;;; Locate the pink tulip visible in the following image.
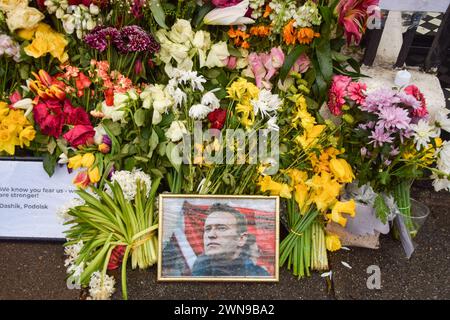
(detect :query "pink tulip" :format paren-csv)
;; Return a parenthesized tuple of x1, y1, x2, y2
(226, 56, 238, 69)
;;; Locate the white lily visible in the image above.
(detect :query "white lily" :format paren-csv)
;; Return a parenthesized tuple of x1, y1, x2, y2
(12, 98, 33, 117)
(203, 0, 255, 25)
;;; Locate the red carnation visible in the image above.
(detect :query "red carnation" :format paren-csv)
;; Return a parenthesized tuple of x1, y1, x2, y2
(63, 99, 91, 125)
(33, 100, 65, 138)
(63, 125, 95, 148)
(208, 108, 227, 130)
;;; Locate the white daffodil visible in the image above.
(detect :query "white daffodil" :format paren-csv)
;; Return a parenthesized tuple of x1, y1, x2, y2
(203, 0, 255, 25)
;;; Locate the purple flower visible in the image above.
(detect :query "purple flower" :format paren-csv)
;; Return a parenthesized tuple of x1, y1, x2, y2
(115, 26, 160, 54)
(362, 88, 400, 113)
(84, 26, 120, 52)
(131, 0, 145, 19)
(377, 106, 411, 131)
(389, 147, 400, 156)
(369, 126, 394, 147)
(397, 91, 421, 110)
(102, 135, 112, 146)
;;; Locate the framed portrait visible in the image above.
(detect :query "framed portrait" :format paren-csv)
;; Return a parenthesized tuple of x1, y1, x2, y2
(158, 195, 279, 282)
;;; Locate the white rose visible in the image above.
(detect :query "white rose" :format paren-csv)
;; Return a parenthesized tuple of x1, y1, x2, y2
(6, 6, 44, 32)
(165, 121, 188, 142)
(0, 0, 28, 13)
(62, 14, 75, 34)
(168, 19, 194, 44)
(192, 30, 211, 51)
(205, 41, 229, 69)
(168, 42, 190, 64)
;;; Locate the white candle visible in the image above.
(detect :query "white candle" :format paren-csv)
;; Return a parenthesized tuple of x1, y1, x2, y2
(395, 70, 411, 87)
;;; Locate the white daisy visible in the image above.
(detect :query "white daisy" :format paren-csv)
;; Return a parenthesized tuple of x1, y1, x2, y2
(251, 89, 282, 118)
(410, 119, 440, 150)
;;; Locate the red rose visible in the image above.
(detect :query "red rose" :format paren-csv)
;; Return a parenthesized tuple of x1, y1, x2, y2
(63, 125, 95, 147)
(33, 100, 65, 138)
(63, 99, 91, 125)
(208, 108, 227, 130)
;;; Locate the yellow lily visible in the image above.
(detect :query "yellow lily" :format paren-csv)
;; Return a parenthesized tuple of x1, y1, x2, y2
(327, 200, 356, 227)
(258, 176, 292, 199)
(326, 234, 342, 252)
(329, 158, 354, 183)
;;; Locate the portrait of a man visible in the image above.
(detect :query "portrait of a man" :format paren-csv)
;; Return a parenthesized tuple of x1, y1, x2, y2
(158, 195, 279, 281)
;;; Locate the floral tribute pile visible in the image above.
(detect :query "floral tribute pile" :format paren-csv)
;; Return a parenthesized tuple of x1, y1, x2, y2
(1, 0, 449, 299)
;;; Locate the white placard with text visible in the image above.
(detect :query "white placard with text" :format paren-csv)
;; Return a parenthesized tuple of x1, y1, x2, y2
(0, 160, 76, 239)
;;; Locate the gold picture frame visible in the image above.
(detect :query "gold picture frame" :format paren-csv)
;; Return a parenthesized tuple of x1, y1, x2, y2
(157, 194, 280, 282)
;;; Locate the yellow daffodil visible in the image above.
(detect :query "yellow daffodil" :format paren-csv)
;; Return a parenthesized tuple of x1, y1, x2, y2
(88, 167, 101, 184)
(18, 126, 35, 148)
(0, 129, 15, 155)
(327, 200, 356, 227)
(326, 234, 342, 252)
(236, 103, 255, 128)
(295, 124, 326, 149)
(68, 155, 83, 170)
(81, 153, 95, 168)
(329, 158, 354, 183)
(227, 78, 259, 104)
(258, 175, 292, 199)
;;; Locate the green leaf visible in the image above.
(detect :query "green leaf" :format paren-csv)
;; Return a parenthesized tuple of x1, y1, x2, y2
(374, 194, 389, 224)
(149, 129, 159, 153)
(280, 45, 308, 81)
(193, 3, 214, 27)
(47, 138, 57, 154)
(166, 142, 182, 172)
(43, 153, 56, 177)
(316, 41, 333, 82)
(134, 109, 146, 127)
(150, 0, 167, 29)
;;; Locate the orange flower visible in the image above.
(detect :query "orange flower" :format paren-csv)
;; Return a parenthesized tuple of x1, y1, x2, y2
(297, 28, 320, 45)
(241, 41, 250, 49)
(228, 26, 250, 47)
(263, 4, 272, 18)
(249, 25, 272, 37)
(283, 20, 297, 45)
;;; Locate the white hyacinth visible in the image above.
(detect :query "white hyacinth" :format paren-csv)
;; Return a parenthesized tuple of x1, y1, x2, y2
(87, 271, 116, 300)
(108, 169, 152, 201)
(57, 198, 85, 222)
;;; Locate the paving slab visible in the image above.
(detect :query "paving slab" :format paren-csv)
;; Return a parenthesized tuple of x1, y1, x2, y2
(330, 187, 450, 300)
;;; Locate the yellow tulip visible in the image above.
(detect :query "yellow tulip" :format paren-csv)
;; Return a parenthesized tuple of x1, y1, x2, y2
(328, 200, 356, 227)
(81, 153, 95, 168)
(68, 154, 83, 170)
(88, 167, 101, 184)
(329, 158, 354, 183)
(326, 234, 342, 252)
